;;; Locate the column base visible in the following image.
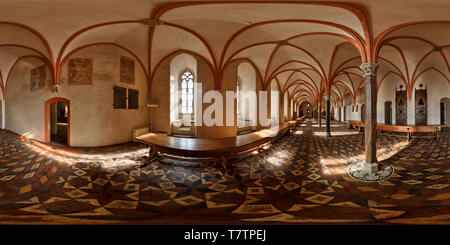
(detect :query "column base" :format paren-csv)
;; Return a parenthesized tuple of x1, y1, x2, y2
(348, 161, 394, 182)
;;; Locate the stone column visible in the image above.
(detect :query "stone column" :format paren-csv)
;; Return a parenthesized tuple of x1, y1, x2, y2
(325, 94, 331, 137)
(360, 62, 378, 171)
(318, 101, 322, 127)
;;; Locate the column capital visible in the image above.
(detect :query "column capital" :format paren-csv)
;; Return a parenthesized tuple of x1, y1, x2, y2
(324, 95, 330, 100)
(360, 62, 378, 77)
(52, 84, 60, 93)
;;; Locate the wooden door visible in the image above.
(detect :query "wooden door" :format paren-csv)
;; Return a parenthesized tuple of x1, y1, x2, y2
(415, 89, 427, 125)
(396, 90, 407, 125)
(385, 101, 392, 124)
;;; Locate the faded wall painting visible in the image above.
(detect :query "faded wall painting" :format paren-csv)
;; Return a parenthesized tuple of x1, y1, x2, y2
(30, 65, 46, 92)
(68, 58, 93, 84)
(120, 56, 135, 84)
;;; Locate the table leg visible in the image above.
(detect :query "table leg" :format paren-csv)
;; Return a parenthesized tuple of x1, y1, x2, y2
(220, 155, 228, 170)
(140, 146, 158, 168)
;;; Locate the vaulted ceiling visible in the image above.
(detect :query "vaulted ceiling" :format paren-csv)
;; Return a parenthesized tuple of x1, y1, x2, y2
(0, 0, 449, 108)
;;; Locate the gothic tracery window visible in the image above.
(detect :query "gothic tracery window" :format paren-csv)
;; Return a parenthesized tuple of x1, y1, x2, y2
(180, 70, 194, 114)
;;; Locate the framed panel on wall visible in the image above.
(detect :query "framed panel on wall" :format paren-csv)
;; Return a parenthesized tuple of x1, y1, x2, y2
(120, 56, 135, 85)
(30, 65, 46, 92)
(113, 86, 127, 109)
(68, 58, 93, 84)
(128, 89, 139, 109)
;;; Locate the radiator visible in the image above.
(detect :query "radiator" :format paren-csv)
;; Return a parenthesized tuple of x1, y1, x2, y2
(132, 127, 149, 141)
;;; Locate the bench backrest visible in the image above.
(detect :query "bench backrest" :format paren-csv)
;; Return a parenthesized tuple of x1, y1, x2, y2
(348, 121, 445, 133)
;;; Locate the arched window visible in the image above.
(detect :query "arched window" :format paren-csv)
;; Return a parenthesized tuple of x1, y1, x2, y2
(180, 70, 194, 114)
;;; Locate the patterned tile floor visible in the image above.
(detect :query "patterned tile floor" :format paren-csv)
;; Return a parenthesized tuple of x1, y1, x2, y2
(0, 120, 448, 224)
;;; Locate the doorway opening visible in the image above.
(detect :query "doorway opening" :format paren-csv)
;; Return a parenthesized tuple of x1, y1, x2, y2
(441, 97, 450, 127)
(45, 98, 70, 146)
(396, 90, 407, 125)
(415, 87, 427, 125)
(385, 101, 392, 124)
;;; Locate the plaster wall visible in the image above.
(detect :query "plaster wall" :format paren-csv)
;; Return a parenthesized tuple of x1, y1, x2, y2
(283, 92, 288, 121)
(334, 105, 340, 121)
(237, 62, 257, 127)
(5, 46, 149, 147)
(270, 80, 279, 126)
(151, 52, 239, 138)
(377, 71, 450, 125)
(336, 72, 450, 125)
(196, 55, 234, 138)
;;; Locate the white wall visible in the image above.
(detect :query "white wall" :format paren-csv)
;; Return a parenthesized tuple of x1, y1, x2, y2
(283, 92, 288, 121)
(237, 62, 257, 127)
(376, 78, 403, 124)
(334, 106, 340, 121)
(270, 80, 279, 125)
(377, 71, 450, 125)
(343, 104, 362, 121)
(290, 98, 293, 120)
(5, 46, 149, 147)
(421, 74, 450, 124)
(337, 73, 450, 125)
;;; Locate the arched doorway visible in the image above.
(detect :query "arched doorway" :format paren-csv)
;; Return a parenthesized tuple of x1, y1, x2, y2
(45, 97, 70, 146)
(415, 86, 427, 125)
(396, 89, 407, 125)
(385, 101, 392, 124)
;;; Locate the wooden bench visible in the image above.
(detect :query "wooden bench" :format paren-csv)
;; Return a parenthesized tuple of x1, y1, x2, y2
(288, 116, 306, 132)
(136, 123, 291, 170)
(348, 120, 365, 132)
(347, 120, 447, 141)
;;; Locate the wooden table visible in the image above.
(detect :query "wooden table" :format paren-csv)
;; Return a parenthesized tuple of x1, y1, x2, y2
(136, 124, 291, 170)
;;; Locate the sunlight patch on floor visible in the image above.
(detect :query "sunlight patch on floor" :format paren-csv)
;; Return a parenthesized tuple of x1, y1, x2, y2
(22, 141, 147, 168)
(314, 131, 360, 137)
(266, 149, 295, 167)
(319, 140, 410, 176)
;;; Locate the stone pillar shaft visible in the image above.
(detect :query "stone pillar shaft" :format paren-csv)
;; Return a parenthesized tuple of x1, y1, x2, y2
(325, 94, 331, 137)
(318, 101, 322, 127)
(360, 62, 378, 167)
